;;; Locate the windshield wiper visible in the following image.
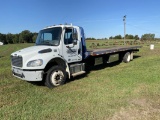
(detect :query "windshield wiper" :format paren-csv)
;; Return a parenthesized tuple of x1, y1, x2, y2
(36, 43, 54, 46)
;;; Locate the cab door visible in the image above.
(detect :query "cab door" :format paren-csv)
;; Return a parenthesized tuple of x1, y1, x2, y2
(62, 27, 82, 63)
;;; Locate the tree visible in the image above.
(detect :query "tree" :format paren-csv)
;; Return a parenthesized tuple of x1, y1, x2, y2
(134, 35, 139, 40)
(114, 35, 122, 39)
(0, 33, 7, 44)
(109, 36, 113, 39)
(86, 37, 96, 40)
(141, 33, 155, 40)
(32, 33, 38, 43)
(125, 34, 134, 39)
(12, 34, 19, 43)
(19, 30, 32, 43)
(6, 33, 13, 44)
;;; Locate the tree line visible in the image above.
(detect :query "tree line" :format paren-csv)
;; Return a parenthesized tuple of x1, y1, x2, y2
(109, 34, 156, 40)
(86, 33, 156, 40)
(0, 30, 38, 44)
(109, 34, 140, 40)
(0, 31, 157, 44)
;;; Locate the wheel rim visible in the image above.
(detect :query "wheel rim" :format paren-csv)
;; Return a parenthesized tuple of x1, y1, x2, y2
(50, 70, 64, 86)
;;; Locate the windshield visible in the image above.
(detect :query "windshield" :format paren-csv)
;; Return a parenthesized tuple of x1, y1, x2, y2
(36, 27, 62, 46)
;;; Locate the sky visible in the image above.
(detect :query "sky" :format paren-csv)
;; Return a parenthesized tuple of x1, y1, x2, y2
(0, 0, 160, 38)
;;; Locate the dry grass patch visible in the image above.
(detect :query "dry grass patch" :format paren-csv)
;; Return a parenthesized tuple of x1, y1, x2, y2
(111, 97, 160, 120)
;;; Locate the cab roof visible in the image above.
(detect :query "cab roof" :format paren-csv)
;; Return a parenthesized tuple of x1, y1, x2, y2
(43, 24, 78, 30)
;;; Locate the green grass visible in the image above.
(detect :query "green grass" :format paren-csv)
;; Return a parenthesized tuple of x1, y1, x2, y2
(0, 42, 160, 120)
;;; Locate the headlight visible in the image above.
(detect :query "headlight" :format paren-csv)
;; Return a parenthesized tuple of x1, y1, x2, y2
(27, 59, 43, 67)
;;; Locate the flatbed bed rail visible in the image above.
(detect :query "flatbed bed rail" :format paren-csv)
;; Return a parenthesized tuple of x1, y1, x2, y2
(87, 46, 142, 56)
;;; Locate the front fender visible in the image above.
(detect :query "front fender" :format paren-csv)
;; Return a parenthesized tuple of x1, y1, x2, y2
(44, 57, 71, 79)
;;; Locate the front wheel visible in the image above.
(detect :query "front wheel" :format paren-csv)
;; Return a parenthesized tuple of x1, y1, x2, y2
(45, 66, 67, 88)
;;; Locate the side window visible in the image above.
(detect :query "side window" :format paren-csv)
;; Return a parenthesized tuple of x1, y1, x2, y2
(64, 28, 73, 44)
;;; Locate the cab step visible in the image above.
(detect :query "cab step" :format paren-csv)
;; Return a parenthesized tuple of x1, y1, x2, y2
(72, 71, 86, 77)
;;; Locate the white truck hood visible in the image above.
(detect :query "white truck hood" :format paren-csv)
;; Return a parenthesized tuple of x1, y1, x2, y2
(11, 45, 60, 69)
(12, 45, 54, 56)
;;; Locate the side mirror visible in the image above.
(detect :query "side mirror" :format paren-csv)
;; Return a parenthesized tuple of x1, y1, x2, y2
(72, 28, 78, 45)
(72, 28, 78, 40)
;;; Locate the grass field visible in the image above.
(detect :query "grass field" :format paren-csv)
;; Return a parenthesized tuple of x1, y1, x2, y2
(0, 41, 160, 120)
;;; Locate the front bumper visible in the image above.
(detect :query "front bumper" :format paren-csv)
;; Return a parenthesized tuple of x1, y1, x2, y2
(12, 67, 44, 81)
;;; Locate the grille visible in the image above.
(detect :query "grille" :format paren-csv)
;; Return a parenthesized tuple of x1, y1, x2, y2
(11, 55, 23, 67)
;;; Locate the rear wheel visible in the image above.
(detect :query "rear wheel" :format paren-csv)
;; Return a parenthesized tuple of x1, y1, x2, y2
(123, 52, 131, 63)
(45, 66, 66, 88)
(130, 52, 133, 61)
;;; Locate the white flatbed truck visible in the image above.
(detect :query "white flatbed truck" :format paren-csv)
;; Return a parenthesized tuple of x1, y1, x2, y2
(11, 24, 141, 88)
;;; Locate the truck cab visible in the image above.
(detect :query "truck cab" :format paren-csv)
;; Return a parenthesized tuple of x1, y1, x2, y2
(11, 24, 86, 88)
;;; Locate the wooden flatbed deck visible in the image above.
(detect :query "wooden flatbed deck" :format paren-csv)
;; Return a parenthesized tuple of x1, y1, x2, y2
(87, 46, 142, 56)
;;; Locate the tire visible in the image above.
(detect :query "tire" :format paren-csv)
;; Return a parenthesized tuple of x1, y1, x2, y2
(45, 66, 66, 88)
(123, 52, 131, 63)
(130, 52, 133, 61)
